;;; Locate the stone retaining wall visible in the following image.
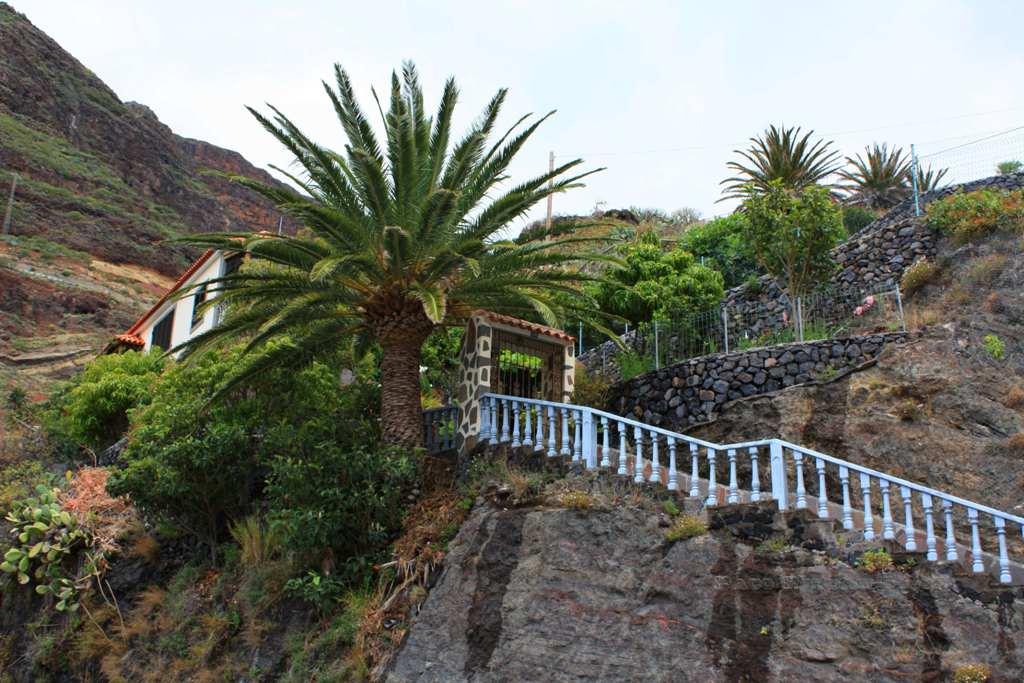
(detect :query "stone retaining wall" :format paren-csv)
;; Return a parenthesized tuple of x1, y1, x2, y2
(612, 332, 910, 431)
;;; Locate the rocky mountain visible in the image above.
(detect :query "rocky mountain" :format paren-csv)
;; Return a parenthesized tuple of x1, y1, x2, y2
(0, 2, 292, 398)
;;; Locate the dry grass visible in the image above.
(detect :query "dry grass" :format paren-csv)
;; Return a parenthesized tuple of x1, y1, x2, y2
(893, 399, 922, 422)
(129, 534, 160, 564)
(60, 467, 135, 556)
(665, 515, 707, 542)
(953, 663, 991, 683)
(559, 490, 593, 510)
(1005, 385, 1024, 410)
(229, 514, 281, 567)
(905, 304, 941, 330)
(1008, 433, 1024, 457)
(900, 258, 940, 295)
(967, 254, 1008, 286)
(982, 292, 1005, 314)
(944, 285, 971, 307)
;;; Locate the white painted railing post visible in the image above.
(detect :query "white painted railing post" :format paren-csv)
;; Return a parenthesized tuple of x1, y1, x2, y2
(667, 437, 678, 491)
(769, 439, 788, 510)
(534, 406, 544, 452)
(968, 508, 984, 573)
(942, 500, 958, 561)
(749, 447, 761, 502)
(546, 406, 557, 457)
(559, 408, 571, 456)
(490, 397, 499, 445)
(633, 425, 644, 484)
(815, 457, 828, 518)
(617, 421, 628, 476)
(689, 444, 700, 498)
(839, 466, 853, 529)
(922, 493, 937, 561)
(860, 473, 875, 541)
(995, 517, 1011, 584)
(880, 479, 895, 540)
(600, 416, 611, 468)
(649, 432, 661, 483)
(523, 404, 533, 447)
(900, 486, 916, 551)
(792, 449, 807, 510)
(727, 449, 739, 504)
(480, 399, 490, 441)
(511, 401, 522, 447)
(705, 448, 718, 506)
(582, 409, 594, 469)
(500, 400, 510, 443)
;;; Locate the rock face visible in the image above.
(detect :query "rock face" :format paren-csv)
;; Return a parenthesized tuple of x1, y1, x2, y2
(0, 2, 292, 276)
(387, 495, 1024, 682)
(611, 333, 909, 430)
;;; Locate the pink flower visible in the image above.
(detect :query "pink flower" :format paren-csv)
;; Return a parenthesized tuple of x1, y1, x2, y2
(854, 306, 864, 316)
(864, 295, 876, 307)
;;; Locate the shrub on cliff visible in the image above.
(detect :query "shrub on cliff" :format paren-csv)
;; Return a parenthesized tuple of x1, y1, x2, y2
(45, 350, 165, 455)
(926, 188, 1024, 243)
(590, 231, 725, 325)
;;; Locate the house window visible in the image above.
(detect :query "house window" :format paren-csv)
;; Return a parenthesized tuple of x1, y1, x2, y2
(223, 253, 243, 276)
(191, 283, 208, 329)
(151, 309, 175, 351)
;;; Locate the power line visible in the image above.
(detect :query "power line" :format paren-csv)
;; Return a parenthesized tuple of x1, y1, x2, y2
(919, 125, 1024, 159)
(554, 106, 1024, 159)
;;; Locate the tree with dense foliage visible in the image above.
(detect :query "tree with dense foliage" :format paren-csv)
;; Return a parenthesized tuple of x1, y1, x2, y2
(838, 144, 912, 209)
(742, 180, 844, 296)
(675, 214, 759, 288)
(590, 231, 724, 326)
(720, 125, 842, 200)
(46, 350, 164, 454)
(175, 62, 608, 447)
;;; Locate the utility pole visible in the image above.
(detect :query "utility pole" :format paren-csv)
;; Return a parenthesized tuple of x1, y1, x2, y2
(277, 215, 284, 236)
(545, 151, 554, 230)
(2, 173, 17, 236)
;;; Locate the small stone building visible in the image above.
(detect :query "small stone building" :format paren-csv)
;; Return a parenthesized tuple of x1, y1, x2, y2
(455, 311, 576, 452)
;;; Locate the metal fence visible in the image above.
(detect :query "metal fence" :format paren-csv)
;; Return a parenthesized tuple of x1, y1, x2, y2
(591, 282, 904, 373)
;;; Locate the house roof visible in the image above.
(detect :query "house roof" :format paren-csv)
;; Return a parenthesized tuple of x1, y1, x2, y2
(123, 248, 216, 336)
(474, 310, 576, 344)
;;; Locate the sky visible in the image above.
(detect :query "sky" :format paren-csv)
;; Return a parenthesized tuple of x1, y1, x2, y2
(15, 0, 1024, 230)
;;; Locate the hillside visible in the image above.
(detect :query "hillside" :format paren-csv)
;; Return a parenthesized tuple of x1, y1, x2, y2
(0, 2, 290, 399)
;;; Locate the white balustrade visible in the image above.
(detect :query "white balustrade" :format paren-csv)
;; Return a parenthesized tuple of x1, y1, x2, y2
(461, 393, 1024, 584)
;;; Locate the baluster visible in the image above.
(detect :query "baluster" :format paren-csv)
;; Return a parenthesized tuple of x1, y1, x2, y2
(815, 457, 828, 518)
(922, 493, 937, 561)
(705, 448, 718, 506)
(667, 437, 678, 491)
(511, 401, 522, 447)
(727, 449, 739, 504)
(565, 409, 573, 456)
(839, 466, 853, 530)
(649, 432, 661, 484)
(546, 406, 557, 457)
(689, 443, 700, 498)
(968, 508, 984, 574)
(879, 479, 895, 540)
(500, 400, 510, 443)
(600, 417, 611, 468)
(942, 500, 958, 561)
(523, 403, 533, 447)
(900, 486, 916, 552)
(792, 450, 807, 510)
(490, 397, 499, 445)
(617, 421, 628, 476)
(534, 405, 544, 452)
(573, 411, 582, 462)
(633, 425, 644, 484)
(994, 517, 1011, 584)
(860, 473, 875, 541)
(480, 400, 490, 441)
(749, 447, 761, 502)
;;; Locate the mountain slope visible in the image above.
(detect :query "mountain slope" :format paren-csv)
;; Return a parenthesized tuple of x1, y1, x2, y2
(0, 2, 292, 399)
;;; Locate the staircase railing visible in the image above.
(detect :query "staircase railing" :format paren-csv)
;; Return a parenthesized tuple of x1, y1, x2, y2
(422, 405, 457, 454)
(477, 392, 1024, 584)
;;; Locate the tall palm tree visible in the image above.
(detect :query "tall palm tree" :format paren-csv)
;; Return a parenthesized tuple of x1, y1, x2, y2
(720, 124, 842, 200)
(839, 143, 912, 209)
(175, 63, 607, 447)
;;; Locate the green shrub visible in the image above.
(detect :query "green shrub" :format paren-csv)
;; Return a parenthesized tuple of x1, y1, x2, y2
(675, 213, 760, 288)
(573, 362, 611, 409)
(997, 160, 1022, 175)
(926, 188, 1024, 244)
(983, 334, 1005, 360)
(842, 205, 877, 235)
(665, 515, 707, 542)
(953, 663, 991, 683)
(899, 258, 939, 295)
(46, 350, 165, 453)
(284, 570, 347, 616)
(857, 547, 894, 573)
(616, 349, 654, 380)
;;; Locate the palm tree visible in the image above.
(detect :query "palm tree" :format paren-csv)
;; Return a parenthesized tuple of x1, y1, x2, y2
(839, 144, 912, 209)
(720, 124, 842, 200)
(914, 164, 948, 192)
(175, 63, 607, 447)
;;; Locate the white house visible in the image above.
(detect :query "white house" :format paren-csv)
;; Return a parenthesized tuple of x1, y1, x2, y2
(108, 249, 242, 355)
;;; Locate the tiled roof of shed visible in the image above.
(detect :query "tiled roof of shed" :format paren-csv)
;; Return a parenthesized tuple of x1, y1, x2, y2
(475, 310, 575, 344)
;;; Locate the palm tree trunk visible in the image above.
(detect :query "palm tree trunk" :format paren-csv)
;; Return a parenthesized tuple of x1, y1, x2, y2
(379, 334, 427, 448)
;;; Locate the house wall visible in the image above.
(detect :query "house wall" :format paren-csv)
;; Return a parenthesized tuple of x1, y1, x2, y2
(138, 252, 225, 355)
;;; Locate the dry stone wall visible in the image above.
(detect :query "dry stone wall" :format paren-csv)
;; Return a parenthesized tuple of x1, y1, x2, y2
(613, 332, 910, 431)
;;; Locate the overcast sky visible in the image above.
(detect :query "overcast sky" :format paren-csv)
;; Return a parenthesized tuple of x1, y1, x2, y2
(16, 0, 1024, 229)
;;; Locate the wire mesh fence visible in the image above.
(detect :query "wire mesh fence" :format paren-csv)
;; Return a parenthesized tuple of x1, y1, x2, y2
(916, 126, 1024, 188)
(591, 282, 904, 374)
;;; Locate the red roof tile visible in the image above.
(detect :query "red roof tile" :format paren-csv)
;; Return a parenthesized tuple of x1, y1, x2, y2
(115, 334, 145, 347)
(475, 310, 575, 344)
